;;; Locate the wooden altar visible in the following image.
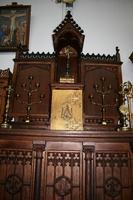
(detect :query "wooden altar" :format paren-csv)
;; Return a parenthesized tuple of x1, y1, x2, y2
(0, 11, 133, 200)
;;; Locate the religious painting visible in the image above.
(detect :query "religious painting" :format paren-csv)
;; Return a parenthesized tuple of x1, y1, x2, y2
(50, 89, 83, 130)
(0, 3, 31, 51)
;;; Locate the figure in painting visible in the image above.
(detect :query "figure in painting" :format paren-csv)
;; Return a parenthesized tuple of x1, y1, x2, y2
(0, 9, 26, 46)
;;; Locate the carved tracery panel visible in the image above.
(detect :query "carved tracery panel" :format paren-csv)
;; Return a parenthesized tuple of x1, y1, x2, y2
(0, 149, 33, 200)
(96, 151, 132, 200)
(45, 151, 82, 200)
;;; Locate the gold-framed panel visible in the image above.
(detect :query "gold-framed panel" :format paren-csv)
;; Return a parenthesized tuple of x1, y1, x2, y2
(50, 89, 83, 130)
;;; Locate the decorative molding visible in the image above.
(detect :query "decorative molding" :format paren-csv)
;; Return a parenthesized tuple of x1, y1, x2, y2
(47, 152, 80, 166)
(83, 145, 95, 160)
(15, 46, 122, 64)
(0, 149, 32, 165)
(96, 152, 129, 167)
(33, 142, 46, 153)
(81, 47, 122, 64)
(85, 117, 114, 124)
(15, 50, 55, 60)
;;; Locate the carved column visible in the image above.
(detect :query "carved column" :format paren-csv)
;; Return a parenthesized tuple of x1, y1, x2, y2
(33, 142, 46, 200)
(83, 145, 95, 200)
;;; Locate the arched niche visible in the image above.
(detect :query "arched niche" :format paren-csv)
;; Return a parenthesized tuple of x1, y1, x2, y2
(52, 11, 85, 83)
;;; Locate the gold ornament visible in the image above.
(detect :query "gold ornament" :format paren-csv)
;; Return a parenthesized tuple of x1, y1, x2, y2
(119, 104, 129, 115)
(119, 81, 133, 130)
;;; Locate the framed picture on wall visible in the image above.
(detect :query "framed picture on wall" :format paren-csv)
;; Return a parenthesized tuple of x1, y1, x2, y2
(0, 2, 31, 51)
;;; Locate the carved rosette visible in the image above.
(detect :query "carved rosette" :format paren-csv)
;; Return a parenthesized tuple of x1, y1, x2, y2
(5, 174, 23, 195)
(104, 177, 121, 198)
(54, 176, 71, 197)
(0, 150, 33, 197)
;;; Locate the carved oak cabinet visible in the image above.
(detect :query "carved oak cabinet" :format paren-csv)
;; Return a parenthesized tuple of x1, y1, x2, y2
(0, 129, 133, 200)
(0, 11, 133, 200)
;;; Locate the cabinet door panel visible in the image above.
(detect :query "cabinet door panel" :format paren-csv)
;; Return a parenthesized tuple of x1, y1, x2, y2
(95, 150, 132, 200)
(0, 149, 34, 200)
(44, 151, 82, 200)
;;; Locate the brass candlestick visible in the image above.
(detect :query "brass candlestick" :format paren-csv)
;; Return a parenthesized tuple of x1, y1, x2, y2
(1, 85, 13, 128)
(89, 77, 117, 125)
(16, 75, 45, 123)
(119, 81, 133, 130)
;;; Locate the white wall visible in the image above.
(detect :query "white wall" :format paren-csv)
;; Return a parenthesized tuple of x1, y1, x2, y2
(0, 0, 133, 82)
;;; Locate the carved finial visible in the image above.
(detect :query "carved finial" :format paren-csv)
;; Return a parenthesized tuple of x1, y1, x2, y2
(12, 2, 18, 5)
(116, 46, 121, 62)
(66, 10, 72, 19)
(116, 46, 119, 53)
(16, 43, 24, 58)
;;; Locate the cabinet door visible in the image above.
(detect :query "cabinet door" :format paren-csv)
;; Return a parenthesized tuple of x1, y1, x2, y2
(42, 142, 83, 200)
(95, 143, 133, 200)
(0, 145, 34, 200)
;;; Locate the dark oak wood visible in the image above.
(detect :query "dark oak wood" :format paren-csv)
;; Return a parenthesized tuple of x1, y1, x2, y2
(33, 142, 46, 200)
(81, 47, 123, 131)
(10, 53, 55, 128)
(0, 11, 133, 200)
(0, 129, 133, 200)
(83, 145, 95, 200)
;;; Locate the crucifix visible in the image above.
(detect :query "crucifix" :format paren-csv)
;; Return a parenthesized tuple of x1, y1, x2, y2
(59, 45, 75, 83)
(64, 46, 73, 77)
